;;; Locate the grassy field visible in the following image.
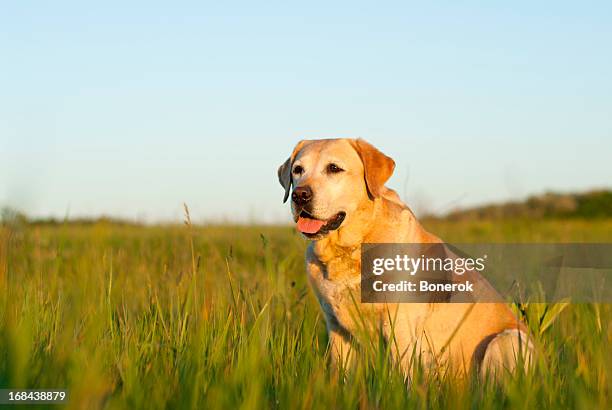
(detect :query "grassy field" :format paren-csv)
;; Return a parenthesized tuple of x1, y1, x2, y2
(0, 218, 610, 409)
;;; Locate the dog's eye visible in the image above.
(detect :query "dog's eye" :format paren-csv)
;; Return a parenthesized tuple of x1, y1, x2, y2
(327, 163, 344, 173)
(293, 165, 304, 175)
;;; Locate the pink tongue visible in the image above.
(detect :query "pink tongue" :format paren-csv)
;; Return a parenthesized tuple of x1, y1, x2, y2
(297, 217, 326, 234)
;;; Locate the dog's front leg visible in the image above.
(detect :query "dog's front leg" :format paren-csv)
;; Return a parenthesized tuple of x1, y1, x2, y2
(328, 326, 353, 370)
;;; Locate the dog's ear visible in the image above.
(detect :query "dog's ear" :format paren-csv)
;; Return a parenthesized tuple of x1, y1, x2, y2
(351, 138, 395, 199)
(277, 140, 309, 203)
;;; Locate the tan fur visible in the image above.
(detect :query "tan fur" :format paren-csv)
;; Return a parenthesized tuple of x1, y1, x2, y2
(278, 138, 532, 378)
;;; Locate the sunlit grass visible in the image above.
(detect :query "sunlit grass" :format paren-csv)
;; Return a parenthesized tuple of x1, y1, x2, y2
(0, 219, 610, 409)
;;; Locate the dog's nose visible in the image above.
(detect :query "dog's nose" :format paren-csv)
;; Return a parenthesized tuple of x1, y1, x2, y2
(292, 186, 312, 206)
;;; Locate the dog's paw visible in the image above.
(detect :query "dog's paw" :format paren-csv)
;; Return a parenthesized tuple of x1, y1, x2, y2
(480, 329, 534, 380)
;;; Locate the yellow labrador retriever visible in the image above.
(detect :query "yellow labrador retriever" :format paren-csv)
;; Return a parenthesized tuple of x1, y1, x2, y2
(278, 138, 532, 378)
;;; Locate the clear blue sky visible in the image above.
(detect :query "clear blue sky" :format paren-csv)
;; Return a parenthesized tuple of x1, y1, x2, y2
(1, 1, 611, 223)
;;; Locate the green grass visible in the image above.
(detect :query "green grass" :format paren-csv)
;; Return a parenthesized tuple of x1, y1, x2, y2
(0, 218, 610, 409)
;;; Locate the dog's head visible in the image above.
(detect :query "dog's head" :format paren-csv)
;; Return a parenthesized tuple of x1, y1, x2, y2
(277, 138, 395, 239)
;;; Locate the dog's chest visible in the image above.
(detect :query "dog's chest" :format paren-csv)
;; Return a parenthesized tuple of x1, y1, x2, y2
(306, 245, 365, 329)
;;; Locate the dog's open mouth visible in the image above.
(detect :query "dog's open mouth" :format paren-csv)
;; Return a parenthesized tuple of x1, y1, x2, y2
(296, 210, 346, 237)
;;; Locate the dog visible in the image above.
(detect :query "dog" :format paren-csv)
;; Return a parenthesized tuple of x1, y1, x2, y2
(278, 138, 533, 378)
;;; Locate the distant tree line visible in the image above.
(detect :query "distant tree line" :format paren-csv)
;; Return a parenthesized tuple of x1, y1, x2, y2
(443, 189, 612, 221)
(3, 189, 611, 226)
(0, 207, 138, 227)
